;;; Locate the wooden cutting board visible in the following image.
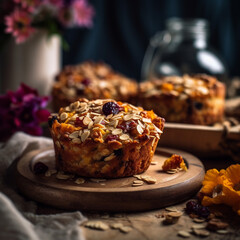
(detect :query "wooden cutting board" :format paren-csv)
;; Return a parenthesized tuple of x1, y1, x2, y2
(15, 147, 204, 212)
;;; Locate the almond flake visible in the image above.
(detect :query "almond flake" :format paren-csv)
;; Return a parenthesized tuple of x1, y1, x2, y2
(90, 178, 107, 183)
(142, 118, 151, 123)
(119, 226, 132, 233)
(65, 106, 70, 112)
(119, 134, 130, 140)
(56, 172, 74, 180)
(138, 120, 145, 128)
(141, 175, 157, 184)
(81, 130, 90, 142)
(151, 161, 158, 165)
(106, 114, 113, 119)
(112, 129, 123, 135)
(104, 153, 115, 161)
(132, 183, 143, 187)
(109, 120, 119, 128)
(110, 223, 124, 229)
(155, 126, 163, 133)
(133, 175, 142, 180)
(178, 230, 191, 238)
(88, 121, 94, 129)
(165, 207, 178, 212)
(75, 178, 85, 184)
(60, 112, 68, 121)
(94, 116, 104, 124)
(84, 221, 109, 231)
(123, 114, 133, 121)
(45, 169, 57, 177)
(83, 116, 91, 125)
(71, 101, 80, 109)
(151, 137, 156, 147)
(69, 131, 79, 139)
(133, 180, 144, 184)
(137, 125, 144, 134)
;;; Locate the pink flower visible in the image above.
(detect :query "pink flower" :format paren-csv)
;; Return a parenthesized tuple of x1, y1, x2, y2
(72, 0, 95, 28)
(5, 8, 35, 44)
(14, 0, 41, 12)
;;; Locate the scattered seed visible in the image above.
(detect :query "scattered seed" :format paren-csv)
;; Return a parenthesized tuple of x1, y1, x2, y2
(167, 211, 183, 218)
(193, 218, 206, 223)
(45, 169, 57, 177)
(137, 125, 144, 134)
(84, 221, 109, 231)
(69, 131, 79, 139)
(72, 101, 80, 109)
(133, 175, 142, 180)
(83, 116, 91, 125)
(90, 178, 107, 183)
(72, 138, 81, 144)
(151, 161, 158, 165)
(178, 230, 191, 238)
(133, 180, 144, 184)
(217, 229, 229, 234)
(111, 223, 124, 229)
(119, 226, 132, 233)
(56, 172, 74, 180)
(192, 224, 206, 229)
(75, 178, 85, 184)
(193, 229, 210, 237)
(123, 114, 133, 121)
(166, 169, 178, 174)
(142, 118, 151, 123)
(165, 207, 178, 212)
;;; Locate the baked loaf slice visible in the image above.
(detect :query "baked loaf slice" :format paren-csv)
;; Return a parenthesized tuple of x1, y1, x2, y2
(139, 74, 225, 125)
(51, 61, 138, 111)
(49, 99, 165, 178)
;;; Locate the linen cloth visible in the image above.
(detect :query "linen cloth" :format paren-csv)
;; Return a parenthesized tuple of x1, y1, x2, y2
(0, 132, 86, 240)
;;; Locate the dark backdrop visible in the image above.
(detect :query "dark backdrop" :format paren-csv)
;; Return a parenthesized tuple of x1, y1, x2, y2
(62, 0, 240, 81)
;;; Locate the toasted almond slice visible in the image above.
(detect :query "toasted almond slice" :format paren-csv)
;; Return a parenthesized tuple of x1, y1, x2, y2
(216, 229, 229, 234)
(142, 118, 151, 123)
(110, 223, 124, 229)
(88, 120, 94, 129)
(138, 120, 145, 128)
(85, 221, 109, 231)
(112, 128, 123, 135)
(56, 172, 74, 180)
(45, 169, 57, 177)
(83, 116, 91, 125)
(165, 207, 178, 212)
(133, 180, 144, 184)
(193, 218, 206, 223)
(155, 126, 163, 133)
(167, 211, 183, 217)
(119, 226, 132, 233)
(72, 101, 80, 109)
(133, 175, 142, 180)
(75, 178, 85, 184)
(106, 114, 113, 119)
(132, 183, 143, 187)
(178, 230, 191, 238)
(90, 178, 107, 182)
(193, 229, 210, 237)
(123, 114, 133, 121)
(94, 116, 104, 124)
(120, 134, 130, 140)
(141, 175, 157, 184)
(69, 131, 79, 139)
(65, 106, 71, 112)
(192, 224, 206, 229)
(60, 112, 68, 121)
(137, 125, 144, 134)
(151, 161, 158, 165)
(81, 130, 90, 142)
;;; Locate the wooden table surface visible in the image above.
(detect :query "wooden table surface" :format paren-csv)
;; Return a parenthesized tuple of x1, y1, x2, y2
(34, 156, 240, 240)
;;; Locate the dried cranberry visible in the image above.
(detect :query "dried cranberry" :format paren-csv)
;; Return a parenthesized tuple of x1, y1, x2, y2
(118, 121, 137, 132)
(198, 206, 210, 218)
(33, 162, 48, 174)
(186, 200, 210, 218)
(105, 134, 118, 142)
(186, 200, 200, 214)
(82, 78, 91, 86)
(102, 102, 120, 116)
(75, 117, 84, 127)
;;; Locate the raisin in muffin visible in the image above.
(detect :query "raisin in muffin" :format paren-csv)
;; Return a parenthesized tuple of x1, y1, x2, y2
(51, 61, 138, 111)
(48, 99, 165, 178)
(139, 74, 225, 125)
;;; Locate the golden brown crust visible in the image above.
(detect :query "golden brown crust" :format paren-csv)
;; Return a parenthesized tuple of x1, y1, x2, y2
(51, 61, 138, 111)
(139, 74, 225, 125)
(49, 99, 165, 178)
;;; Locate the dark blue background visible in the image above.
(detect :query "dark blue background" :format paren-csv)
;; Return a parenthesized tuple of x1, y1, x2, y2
(62, 0, 240, 81)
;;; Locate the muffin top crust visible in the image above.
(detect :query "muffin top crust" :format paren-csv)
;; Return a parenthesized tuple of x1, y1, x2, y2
(140, 74, 225, 99)
(49, 99, 164, 147)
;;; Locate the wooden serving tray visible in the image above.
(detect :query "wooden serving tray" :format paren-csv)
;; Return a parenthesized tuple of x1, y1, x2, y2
(16, 147, 204, 212)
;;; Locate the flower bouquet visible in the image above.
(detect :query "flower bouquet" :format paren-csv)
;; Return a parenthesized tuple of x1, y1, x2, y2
(0, 0, 95, 47)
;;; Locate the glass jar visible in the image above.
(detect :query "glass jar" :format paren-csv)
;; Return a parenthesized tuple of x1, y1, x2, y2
(141, 18, 228, 83)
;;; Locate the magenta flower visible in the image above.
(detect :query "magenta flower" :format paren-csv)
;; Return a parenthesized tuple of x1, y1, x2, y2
(0, 83, 50, 141)
(5, 8, 35, 43)
(14, 0, 41, 12)
(72, 0, 95, 28)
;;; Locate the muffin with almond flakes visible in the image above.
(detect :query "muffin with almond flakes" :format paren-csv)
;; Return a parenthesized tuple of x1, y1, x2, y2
(51, 61, 138, 111)
(139, 74, 225, 125)
(48, 98, 165, 178)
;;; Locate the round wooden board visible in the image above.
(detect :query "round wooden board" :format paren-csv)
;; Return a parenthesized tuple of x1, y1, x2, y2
(15, 147, 205, 212)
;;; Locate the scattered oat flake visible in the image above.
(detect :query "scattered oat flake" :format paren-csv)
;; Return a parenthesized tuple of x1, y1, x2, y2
(56, 172, 74, 180)
(119, 226, 132, 233)
(75, 178, 85, 184)
(193, 229, 210, 237)
(193, 218, 206, 223)
(192, 224, 206, 229)
(151, 161, 158, 165)
(178, 230, 191, 238)
(120, 134, 130, 140)
(165, 207, 178, 212)
(217, 229, 229, 234)
(133, 180, 144, 184)
(90, 178, 107, 183)
(45, 169, 57, 177)
(84, 221, 109, 231)
(110, 223, 124, 229)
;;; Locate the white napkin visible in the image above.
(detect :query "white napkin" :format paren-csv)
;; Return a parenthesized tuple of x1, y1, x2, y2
(0, 132, 86, 240)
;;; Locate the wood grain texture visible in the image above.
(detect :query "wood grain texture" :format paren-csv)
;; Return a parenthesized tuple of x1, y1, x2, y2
(15, 147, 204, 212)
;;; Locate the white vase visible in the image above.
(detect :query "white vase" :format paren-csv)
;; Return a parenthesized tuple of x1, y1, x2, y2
(0, 31, 61, 96)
